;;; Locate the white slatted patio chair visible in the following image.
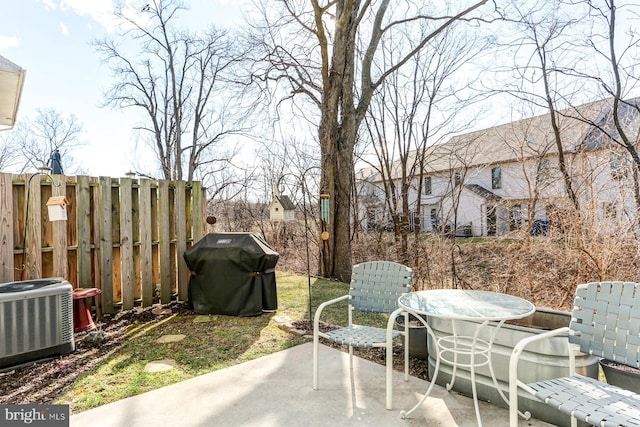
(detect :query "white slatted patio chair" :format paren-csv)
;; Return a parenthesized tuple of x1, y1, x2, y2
(509, 281, 640, 427)
(312, 261, 413, 410)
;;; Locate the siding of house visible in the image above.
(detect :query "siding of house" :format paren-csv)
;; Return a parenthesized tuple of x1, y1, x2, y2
(356, 98, 640, 237)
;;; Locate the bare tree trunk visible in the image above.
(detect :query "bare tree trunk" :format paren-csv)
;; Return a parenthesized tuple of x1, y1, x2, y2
(253, 0, 490, 280)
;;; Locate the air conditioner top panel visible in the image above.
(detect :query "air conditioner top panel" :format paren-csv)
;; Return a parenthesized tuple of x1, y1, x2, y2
(0, 278, 71, 299)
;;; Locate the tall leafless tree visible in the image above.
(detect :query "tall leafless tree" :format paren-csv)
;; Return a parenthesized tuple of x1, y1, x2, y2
(496, 2, 585, 211)
(249, 0, 491, 281)
(94, 0, 249, 182)
(562, 0, 640, 218)
(362, 25, 489, 262)
(0, 108, 84, 173)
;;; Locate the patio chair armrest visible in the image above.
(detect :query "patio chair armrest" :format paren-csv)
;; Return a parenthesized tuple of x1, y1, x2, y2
(386, 308, 406, 339)
(313, 294, 351, 332)
(508, 326, 571, 425)
(512, 326, 571, 355)
(510, 326, 572, 379)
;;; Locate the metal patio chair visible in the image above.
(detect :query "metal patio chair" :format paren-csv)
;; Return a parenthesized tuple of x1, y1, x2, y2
(312, 260, 413, 410)
(509, 281, 640, 427)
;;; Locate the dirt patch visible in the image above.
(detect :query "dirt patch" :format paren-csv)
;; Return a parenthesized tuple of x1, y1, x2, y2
(0, 302, 423, 407)
(0, 301, 194, 406)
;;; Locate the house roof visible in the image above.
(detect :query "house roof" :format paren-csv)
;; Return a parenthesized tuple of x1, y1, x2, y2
(357, 97, 640, 182)
(0, 55, 26, 128)
(275, 195, 296, 211)
(464, 184, 502, 201)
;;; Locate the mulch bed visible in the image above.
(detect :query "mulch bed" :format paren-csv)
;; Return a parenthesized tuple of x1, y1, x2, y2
(1, 304, 428, 407)
(0, 301, 193, 406)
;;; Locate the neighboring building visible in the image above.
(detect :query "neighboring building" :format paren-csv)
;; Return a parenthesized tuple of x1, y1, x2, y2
(356, 98, 640, 237)
(269, 186, 296, 222)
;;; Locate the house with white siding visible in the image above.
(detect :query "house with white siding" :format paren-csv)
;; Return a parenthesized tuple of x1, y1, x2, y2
(356, 98, 640, 237)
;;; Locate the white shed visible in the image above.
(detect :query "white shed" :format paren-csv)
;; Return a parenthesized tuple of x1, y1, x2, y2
(269, 186, 296, 222)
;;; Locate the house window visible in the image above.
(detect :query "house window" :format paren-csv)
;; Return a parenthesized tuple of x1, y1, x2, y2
(603, 202, 617, 219)
(491, 166, 502, 189)
(423, 176, 432, 195)
(454, 172, 461, 186)
(430, 208, 438, 231)
(538, 159, 551, 183)
(510, 204, 522, 231)
(486, 205, 497, 236)
(610, 152, 628, 180)
(367, 209, 377, 231)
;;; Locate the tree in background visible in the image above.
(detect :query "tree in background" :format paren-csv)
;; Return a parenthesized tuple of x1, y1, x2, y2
(250, 0, 490, 281)
(0, 108, 84, 174)
(362, 25, 489, 261)
(95, 0, 249, 183)
(567, 0, 640, 220)
(496, 2, 586, 211)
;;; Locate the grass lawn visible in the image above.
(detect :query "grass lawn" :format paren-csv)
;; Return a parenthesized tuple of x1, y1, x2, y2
(60, 271, 388, 413)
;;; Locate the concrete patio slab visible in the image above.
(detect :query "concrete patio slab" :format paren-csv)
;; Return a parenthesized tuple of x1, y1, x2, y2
(70, 342, 553, 426)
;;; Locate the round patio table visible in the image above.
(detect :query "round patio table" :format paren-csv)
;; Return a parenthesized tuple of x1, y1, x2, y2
(397, 289, 535, 426)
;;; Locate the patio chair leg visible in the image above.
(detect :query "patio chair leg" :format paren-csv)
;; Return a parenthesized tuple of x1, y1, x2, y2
(386, 338, 393, 410)
(349, 345, 354, 370)
(313, 329, 319, 390)
(404, 319, 409, 382)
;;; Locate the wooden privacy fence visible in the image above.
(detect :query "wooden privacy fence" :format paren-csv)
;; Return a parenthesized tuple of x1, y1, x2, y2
(0, 172, 206, 314)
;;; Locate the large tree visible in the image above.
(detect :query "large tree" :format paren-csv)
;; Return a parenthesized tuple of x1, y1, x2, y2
(95, 0, 248, 182)
(0, 108, 84, 173)
(251, 0, 490, 281)
(496, 2, 587, 211)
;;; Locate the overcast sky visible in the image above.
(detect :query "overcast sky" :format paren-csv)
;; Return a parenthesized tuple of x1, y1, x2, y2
(0, 0, 246, 177)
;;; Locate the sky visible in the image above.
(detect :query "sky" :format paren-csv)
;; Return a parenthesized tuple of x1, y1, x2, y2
(0, 0, 247, 178)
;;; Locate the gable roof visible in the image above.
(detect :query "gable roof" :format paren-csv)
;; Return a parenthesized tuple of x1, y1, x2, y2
(464, 184, 502, 201)
(357, 97, 640, 182)
(274, 195, 296, 211)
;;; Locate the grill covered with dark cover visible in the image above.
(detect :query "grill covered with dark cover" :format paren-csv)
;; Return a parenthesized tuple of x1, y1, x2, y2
(184, 232, 278, 316)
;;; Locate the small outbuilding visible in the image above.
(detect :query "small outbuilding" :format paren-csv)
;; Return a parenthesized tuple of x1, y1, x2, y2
(269, 186, 296, 222)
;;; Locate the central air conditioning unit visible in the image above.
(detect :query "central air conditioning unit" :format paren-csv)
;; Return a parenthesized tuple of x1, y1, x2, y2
(0, 278, 75, 369)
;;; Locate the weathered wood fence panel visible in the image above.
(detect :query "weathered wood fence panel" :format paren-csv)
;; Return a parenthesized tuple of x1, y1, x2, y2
(52, 178, 67, 278)
(0, 174, 13, 283)
(98, 176, 114, 313)
(1, 172, 206, 314)
(158, 180, 172, 304)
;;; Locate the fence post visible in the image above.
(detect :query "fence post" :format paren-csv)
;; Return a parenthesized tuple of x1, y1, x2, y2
(25, 173, 43, 279)
(191, 181, 204, 243)
(175, 180, 188, 301)
(98, 176, 114, 313)
(140, 179, 154, 307)
(51, 176, 67, 279)
(0, 174, 13, 282)
(77, 175, 92, 287)
(158, 180, 172, 303)
(120, 177, 134, 310)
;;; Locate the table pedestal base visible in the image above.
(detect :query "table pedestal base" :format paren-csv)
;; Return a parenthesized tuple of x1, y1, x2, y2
(400, 315, 505, 427)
